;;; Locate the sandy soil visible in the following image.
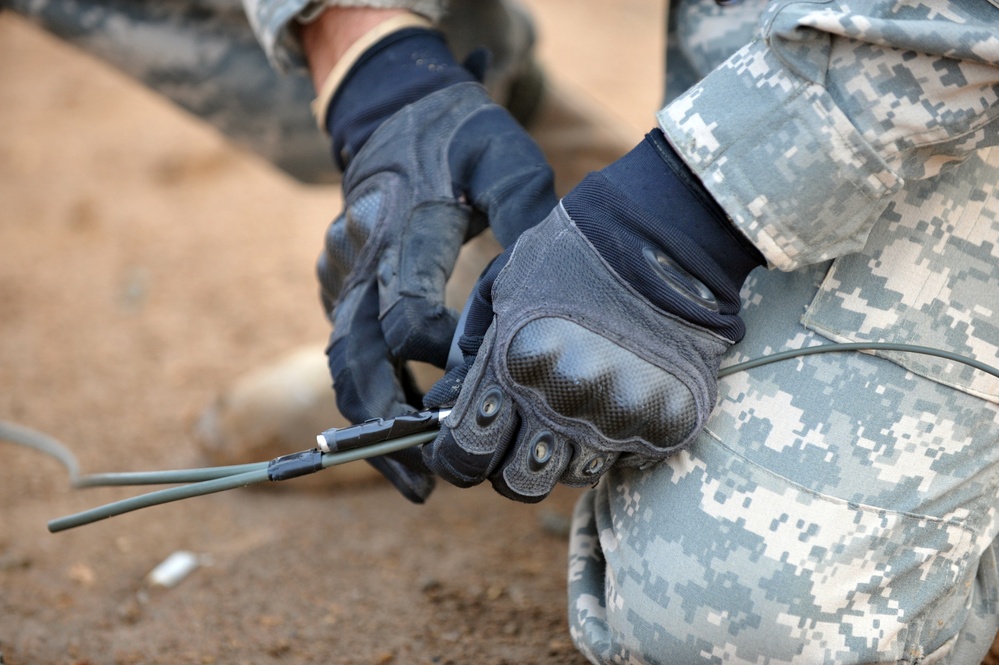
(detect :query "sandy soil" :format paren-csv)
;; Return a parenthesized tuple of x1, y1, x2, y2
(0, 3, 664, 664)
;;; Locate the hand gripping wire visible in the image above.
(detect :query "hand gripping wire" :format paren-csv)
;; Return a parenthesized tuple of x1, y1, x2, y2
(1, 343, 996, 533)
(42, 410, 449, 533)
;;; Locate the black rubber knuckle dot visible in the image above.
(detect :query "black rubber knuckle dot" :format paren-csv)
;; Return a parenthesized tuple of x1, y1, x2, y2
(475, 386, 505, 427)
(528, 431, 554, 471)
(582, 456, 607, 477)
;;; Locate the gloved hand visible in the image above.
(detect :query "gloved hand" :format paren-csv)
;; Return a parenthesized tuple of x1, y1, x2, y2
(422, 129, 765, 502)
(316, 25, 556, 502)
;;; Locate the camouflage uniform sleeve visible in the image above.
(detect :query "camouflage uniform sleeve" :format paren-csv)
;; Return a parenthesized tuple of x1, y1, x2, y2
(241, 0, 447, 71)
(659, 1, 999, 271)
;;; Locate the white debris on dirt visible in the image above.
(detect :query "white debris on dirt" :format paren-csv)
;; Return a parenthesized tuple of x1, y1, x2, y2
(146, 551, 200, 589)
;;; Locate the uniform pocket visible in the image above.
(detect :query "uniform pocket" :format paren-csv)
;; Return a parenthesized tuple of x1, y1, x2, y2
(800, 148, 999, 405)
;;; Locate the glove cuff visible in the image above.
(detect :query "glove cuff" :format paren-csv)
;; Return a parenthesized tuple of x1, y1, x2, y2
(310, 12, 433, 131)
(323, 26, 476, 169)
(564, 130, 764, 342)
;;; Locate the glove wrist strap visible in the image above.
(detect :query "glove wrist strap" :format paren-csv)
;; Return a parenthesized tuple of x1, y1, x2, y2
(323, 27, 476, 169)
(310, 12, 433, 133)
(564, 131, 765, 341)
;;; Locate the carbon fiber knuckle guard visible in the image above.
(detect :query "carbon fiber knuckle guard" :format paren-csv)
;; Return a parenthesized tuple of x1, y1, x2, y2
(505, 317, 700, 451)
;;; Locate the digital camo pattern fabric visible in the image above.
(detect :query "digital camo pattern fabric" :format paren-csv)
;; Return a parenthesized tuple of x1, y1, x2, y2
(3, 0, 535, 183)
(803, 146, 999, 404)
(569, 262, 999, 664)
(664, 0, 766, 105)
(569, 1, 999, 663)
(2, 0, 335, 183)
(659, 0, 999, 272)
(241, 0, 445, 72)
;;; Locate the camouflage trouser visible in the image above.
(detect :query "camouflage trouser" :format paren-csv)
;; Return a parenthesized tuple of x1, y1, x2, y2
(569, 259, 999, 662)
(567, 2, 999, 662)
(568, 156, 999, 662)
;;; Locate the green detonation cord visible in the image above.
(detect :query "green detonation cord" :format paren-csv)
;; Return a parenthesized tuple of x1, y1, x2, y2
(44, 431, 438, 533)
(718, 342, 999, 380)
(1, 342, 997, 533)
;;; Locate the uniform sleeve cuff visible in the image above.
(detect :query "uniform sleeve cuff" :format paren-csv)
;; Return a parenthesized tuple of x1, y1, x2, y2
(657, 39, 903, 271)
(243, 0, 444, 73)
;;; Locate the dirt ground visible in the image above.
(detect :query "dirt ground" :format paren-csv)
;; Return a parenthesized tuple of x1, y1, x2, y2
(0, 3, 664, 664)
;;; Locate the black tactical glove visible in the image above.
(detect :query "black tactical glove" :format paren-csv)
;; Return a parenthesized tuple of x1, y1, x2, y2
(317, 27, 556, 502)
(423, 129, 764, 502)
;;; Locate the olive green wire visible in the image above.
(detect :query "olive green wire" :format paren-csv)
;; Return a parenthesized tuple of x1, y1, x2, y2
(45, 431, 438, 533)
(2, 342, 997, 534)
(73, 463, 269, 487)
(718, 342, 999, 380)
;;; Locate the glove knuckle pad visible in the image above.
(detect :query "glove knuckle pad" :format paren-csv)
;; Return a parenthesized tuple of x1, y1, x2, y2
(337, 188, 383, 249)
(560, 447, 618, 487)
(449, 378, 516, 459)
(506, 317, 699, 450)
(438, 334, 518, 480)
(321, 195, 383, 304)
(495, 429, 571, 503)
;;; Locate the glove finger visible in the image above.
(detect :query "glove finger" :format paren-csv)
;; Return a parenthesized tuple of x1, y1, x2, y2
(425, 250, 512, 409)
(364, 446, 436, 504)
(328, 278, 411, 423)
(327, 278, 436, 502)
(424, 410, 514, 489)
(450, 106, 557, 248)
(490, 420, 573, 503)
(555, 444, 620, 488)
(379, 201, 470, 368)
(422, 326, 517, 487)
